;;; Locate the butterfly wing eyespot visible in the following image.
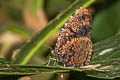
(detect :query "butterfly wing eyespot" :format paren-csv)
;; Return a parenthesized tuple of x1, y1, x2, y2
(52, 7, 92, 67)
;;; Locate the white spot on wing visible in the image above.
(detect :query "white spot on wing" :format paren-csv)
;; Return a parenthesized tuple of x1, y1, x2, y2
(76, 9, 78, 12)
(70, 16, 73, 18)
(57, 36, 61, 41)
(68, 16, 73, 22)
(64, 23, 67, 27)
(61, 28, 64, 31)
(99, 48, 113, 56)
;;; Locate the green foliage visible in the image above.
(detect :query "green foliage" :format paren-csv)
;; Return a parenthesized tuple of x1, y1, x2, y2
(1, 0, 120, 80)
(91, 1, 120, 42)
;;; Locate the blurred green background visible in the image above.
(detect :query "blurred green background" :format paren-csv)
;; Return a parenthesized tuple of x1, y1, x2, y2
(0, 0, 120, 80)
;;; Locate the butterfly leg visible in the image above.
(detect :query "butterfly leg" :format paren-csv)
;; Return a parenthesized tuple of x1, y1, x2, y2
(54, 58, 58, 66)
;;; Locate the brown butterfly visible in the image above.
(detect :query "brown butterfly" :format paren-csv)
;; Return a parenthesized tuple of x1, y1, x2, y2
(52, 7, 92, 67)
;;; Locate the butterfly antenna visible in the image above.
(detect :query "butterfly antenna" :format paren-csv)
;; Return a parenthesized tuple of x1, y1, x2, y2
(43, 44, 53, 51)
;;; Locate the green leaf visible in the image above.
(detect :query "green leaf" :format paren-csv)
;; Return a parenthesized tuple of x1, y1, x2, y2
(91, 1, 120, 42)
(1, 35, 120, 79)
(89, 35, 120, 79)
(0, 64, 70, 75)
(12, 0, 96, 64)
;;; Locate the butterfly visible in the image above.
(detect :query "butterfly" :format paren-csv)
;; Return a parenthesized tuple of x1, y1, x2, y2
(52, 7, 92, 67)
